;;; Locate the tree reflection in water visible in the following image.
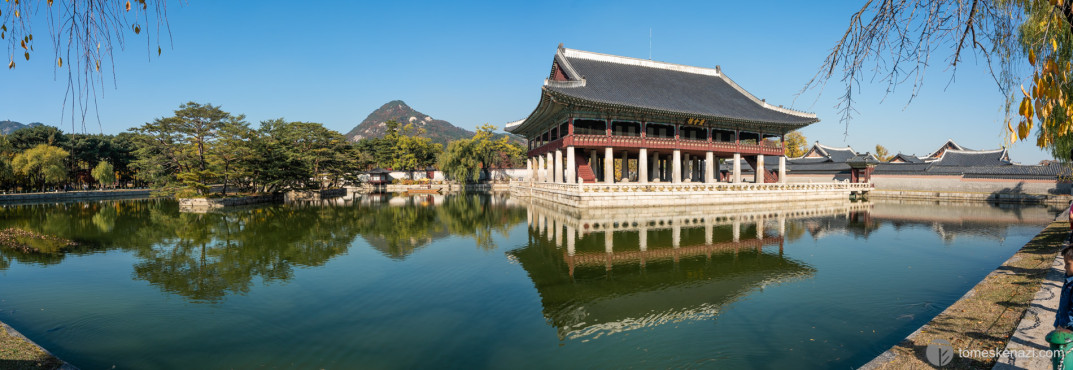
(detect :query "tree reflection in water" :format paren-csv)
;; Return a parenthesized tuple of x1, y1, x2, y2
(0, 193, 526, 303)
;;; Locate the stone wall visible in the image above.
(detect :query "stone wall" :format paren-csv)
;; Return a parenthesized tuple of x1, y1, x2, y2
(0, 189, 152, 203)
(512, 184, 861, 208)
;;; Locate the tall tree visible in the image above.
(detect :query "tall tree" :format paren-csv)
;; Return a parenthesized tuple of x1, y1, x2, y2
(12, 144, 69, 192)
(91, 161, 116, 189)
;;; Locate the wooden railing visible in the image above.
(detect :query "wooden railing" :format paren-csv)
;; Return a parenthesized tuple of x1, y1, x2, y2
(512, 180, 873, 194)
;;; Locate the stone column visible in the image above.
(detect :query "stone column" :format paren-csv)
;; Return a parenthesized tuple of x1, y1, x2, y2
(755, 154, 765, 183)
(621, 150, 629, 181)
(554, 149, 563, 183)
(732, 153, 741, 183)
(672, 150, 682, 183)
(590, 150, 599, 182)
(526, 158, 533, 183)
(537, 155, 546, 182)
(704, 151, 714, 183)
(683, 153, 691, 182)
(778, 215, 786, 236)
(604, 230, 614, 253)
(566, 146, 576, 184)
(604, 147, 614, 184)
(779, 156, 787, 184)
(639, 148, 648, 183)
(705, 222, 713, 245)
(545, 152, 553, 183)
(732, 218, 741, 242)
(650, 151, 659, 182)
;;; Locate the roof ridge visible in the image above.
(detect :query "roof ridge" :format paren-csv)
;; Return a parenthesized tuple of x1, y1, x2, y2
(944, 148, 1005, 154)
(815, 142, 855, 151)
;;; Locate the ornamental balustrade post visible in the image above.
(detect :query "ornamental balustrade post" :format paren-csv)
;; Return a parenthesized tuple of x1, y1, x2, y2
(639, 148, 649, 183)
(672, 150, 682, 183)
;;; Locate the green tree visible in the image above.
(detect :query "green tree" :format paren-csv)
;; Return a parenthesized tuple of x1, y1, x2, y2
(393, 124, 443, 179)
(784, 131, 808, 158)
(874, 145, 893, 162)
(439, 124, 523, 183)
(12, 144, 69, 192)
(91, 160, 116, 189)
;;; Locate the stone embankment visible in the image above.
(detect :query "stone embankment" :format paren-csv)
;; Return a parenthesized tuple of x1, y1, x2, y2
(0, 189, 152, 204)
(860, 207, 1070, 369)
(871, 189, 1071, 205)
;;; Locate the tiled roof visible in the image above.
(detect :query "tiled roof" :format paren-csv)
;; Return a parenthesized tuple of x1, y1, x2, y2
(873, 163, 932, 174)
(932, 149, 1010, 167)
(546, 48, 819, 127)
(890, 153, 924, 163)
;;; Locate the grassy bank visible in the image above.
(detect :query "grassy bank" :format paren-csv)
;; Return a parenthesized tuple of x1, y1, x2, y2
(0, 323, 61, 370)
(863, 220, 1069, 369)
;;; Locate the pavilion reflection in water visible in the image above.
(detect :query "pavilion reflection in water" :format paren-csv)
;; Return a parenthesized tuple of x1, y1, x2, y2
(510, 199, 872, 340)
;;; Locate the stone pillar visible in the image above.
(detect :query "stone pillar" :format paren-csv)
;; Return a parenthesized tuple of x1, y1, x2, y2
(683, 153, 691, 182)
(604, 147, 614, 184)
(566, 146, 576, 184)
(526, 158, 533, 183)
(545, 152, 553, 183)
(650, 151, 659, 182)
(779, 156, 787, 184)
(732, 153, 741, 183)
(778, 216, 786, 236)
(621, 150, 629, 181)
(704, 152, 714, 183)
(604, 231, 614, 253)
(672, 150, 682, 183)
(537, 155, 545, 182)
(755, 154, 765, 183)
(554, 149, 563, 183)
(590, 150, 599, 182)
(705, 223, 713, 245)
(639, 148, 649, 183)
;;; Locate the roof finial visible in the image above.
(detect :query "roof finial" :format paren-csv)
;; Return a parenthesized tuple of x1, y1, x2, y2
(716, 65, 721, 74)
(558, 43, 564, 51)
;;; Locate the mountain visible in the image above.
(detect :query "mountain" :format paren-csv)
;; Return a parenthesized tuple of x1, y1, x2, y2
(346, 100, 474, 145)
(0, 120, 44, 135)
(345, 100, 525, 146)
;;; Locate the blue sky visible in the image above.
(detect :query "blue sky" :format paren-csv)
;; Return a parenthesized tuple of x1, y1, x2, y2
(0, 0, 1051, 163)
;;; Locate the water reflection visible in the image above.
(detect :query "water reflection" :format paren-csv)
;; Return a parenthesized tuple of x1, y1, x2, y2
(507, 198, 1059, 341)
(0, 193, 525, 302)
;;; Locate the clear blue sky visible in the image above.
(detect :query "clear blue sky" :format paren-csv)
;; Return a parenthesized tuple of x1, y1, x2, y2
(0, 0, 1052, 163)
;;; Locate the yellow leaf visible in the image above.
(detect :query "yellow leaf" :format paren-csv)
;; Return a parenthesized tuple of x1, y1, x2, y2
(1029, 49, 1037, 67)
(1053, 38, 1059, 52)
(157, 46, 161, 56)
(7, 60, 12, 69)
(23, 52, 27, 61)
(57, 57, 61, 67)
(95, 60, 100, 72)
(1019, 121, 1030, 139)
(1021, 84, 1030, 98)
(125, 1, 130, 11)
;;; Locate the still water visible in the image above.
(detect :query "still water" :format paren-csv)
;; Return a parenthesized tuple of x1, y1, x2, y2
(0, 194, 1057, 369)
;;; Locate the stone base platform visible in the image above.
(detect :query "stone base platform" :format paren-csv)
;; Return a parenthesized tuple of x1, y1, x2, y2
(510, 181, 872, 208)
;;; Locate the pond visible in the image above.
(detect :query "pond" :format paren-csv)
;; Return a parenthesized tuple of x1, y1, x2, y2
(0, 194, 1058, 369)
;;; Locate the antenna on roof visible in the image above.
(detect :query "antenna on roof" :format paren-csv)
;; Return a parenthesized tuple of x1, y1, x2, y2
(649, 28, 653, 60)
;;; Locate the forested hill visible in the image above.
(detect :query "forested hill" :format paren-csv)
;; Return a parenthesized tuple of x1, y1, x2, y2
(345, 100, 524, 146)
(0, 120, 44, 135)
(345, 101, 473, 146)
